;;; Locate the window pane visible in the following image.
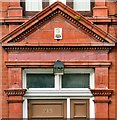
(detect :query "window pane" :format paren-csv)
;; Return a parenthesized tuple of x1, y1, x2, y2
(42, 0, 49, 9)
(27, 74, 54, 88)
(66, 0, 73, 9)
(25, 0, 42, 11)
(73, 0, 90, 11)
(62, 73, 90, 88)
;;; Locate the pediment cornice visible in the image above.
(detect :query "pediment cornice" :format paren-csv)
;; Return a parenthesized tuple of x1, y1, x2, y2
(3, 45, 113, 51)
(1, 1, 116, 45)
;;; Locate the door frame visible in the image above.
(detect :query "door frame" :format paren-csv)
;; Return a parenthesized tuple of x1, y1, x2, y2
(23, 68, 95, 118)
(23, 97, 95, 118)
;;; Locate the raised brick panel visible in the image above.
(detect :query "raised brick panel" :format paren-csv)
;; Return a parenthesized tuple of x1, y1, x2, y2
(95, 68, 109, 88)
(8, 68, 22, 88)
(95, 0, 106, 6)
(108, 47, 116, 118)
(106, 2, 116, 15)
(9, 103, 22, 118)
(0, 25, 9, 39)
(108, 25, 117, 39)
(8, 7, 23, 17)
(0, 2, 9, 18)
(9, 0, 21, 7)
(93, 6, 108, 17)
(95, 103, 108, 118)
(0, 2, 9, 11)
(8, 51, 108, 62)
(2, 96, 8, 118)
(2, 48, 9, 118)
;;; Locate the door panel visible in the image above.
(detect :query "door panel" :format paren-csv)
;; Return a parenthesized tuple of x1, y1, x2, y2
(70, 99, 89, 119)
(28, 100, 67, 119)
(28, 99, 89, 119)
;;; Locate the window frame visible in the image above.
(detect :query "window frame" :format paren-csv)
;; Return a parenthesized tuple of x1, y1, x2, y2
(23, 68, 94, 91)
(20, 0, 95, 17)
(23, 68, 95, 118)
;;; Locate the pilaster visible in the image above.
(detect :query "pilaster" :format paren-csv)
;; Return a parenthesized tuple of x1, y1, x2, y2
(93, 0, 108, 17)
(4, 89, 27, 118)
(91, 89, 113, 118)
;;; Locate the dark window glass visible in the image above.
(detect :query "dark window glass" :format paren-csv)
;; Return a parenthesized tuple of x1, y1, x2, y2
(66, 0, 73, 8)
(62, 73, 90, 88)
(42, 0, 49, 9)
(27, 74, 54, 88)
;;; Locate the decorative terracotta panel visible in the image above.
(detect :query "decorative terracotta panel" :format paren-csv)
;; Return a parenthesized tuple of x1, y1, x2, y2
(28, 100, 67, 118)
(90, 89, 113, 96)
(5, 89, 27, 96)
(70, 99, 89, 118)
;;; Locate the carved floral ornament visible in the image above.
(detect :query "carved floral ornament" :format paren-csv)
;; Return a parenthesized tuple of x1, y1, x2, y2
(4, 46, 113, 51)
(4, 89, 27, 96)
(90, 89, 113, 97)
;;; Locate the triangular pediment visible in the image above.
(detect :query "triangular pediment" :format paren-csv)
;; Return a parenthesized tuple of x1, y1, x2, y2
(1, 1, 116, 47)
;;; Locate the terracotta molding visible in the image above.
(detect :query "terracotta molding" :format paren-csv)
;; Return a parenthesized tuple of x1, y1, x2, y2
(7, 9, 109, 43)
(4, 89, 27, 96)
(0, 18, 29, 23)
(93, 99, 111, 103)
(90, 89, 113, 97)
(5, 61, 111, 68)
(1, 2, 116, 43)
(1, 17, 117, 24)
(3, 46, 114, 51)
(7, 100, 24, 103)
(89, 17, 117, 23)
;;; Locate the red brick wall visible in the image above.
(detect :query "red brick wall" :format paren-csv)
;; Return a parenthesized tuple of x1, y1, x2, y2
(116, 47, 117, 119)
(2, 48, 8, 118)
(0, 1, 117, 119)
(108, 47, 116, 118)
(0, 45, 2, 119)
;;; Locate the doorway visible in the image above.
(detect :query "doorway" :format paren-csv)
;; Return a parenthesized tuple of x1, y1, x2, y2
(28, 99, 89, 119)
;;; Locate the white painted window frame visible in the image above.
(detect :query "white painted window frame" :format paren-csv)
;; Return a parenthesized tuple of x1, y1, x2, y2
(23, 68, 94, 90)
(73, 0, 90, 11)
(25, 0, 90, 11)
(25, 0, 42, 11)
(23, 68, 95, 118)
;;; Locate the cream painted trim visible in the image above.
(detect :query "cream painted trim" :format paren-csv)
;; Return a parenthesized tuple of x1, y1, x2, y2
(23, 68, 94, 90)
(23, 68, 95, 118)
(67, 98, 70, 118)
(23, 97, 94, 118)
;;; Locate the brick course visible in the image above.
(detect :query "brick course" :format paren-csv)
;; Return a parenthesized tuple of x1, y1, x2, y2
(0, 1, 117, 119)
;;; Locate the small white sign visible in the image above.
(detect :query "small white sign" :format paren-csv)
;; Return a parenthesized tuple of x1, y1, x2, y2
(54, 28, 62, 40)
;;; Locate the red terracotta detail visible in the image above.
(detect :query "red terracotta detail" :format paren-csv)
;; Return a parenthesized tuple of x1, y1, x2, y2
(7, 100, 24, 103)
(2, 43, 115, 47)
(5, 60, 111, 68)
(90, 89, 113, 96)
(0, 1, 117, 119)
(4, 89, 27, 96)
(93, 99, 111, 103)
(1, 2, 116, 44)
(8, 7, 23, 17)
(93, 6, 108, 17)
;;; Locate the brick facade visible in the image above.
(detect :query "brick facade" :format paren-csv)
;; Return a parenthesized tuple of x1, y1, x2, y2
(0, 1, 117, 119)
